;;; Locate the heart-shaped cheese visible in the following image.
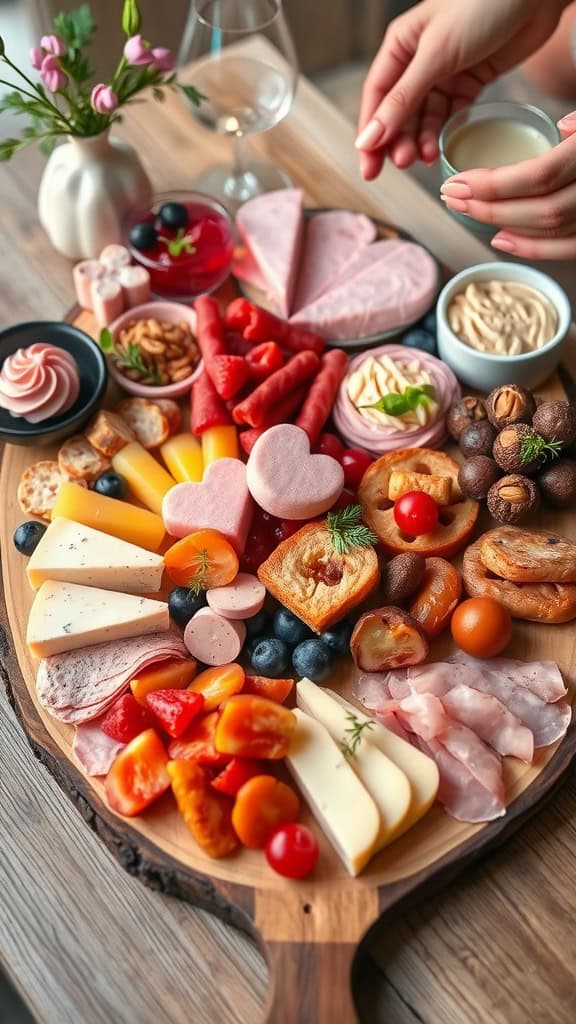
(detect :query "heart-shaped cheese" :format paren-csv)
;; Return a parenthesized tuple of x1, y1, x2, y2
(162, 458, 254, 553)
(247, 424, 344, 520)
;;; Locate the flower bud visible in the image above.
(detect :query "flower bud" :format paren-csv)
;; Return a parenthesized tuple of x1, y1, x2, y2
(123, 33, 154, 66)
(40, 34, 67, 57)
(91, 84, 119, 114)
(151, 47, 174, 72)
(122, 0, 141, 38)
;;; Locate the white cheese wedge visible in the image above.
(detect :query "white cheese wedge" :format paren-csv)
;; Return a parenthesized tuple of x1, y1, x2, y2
(26, 518, 164, 593)
(296, 678, 412, 849)
(326, 689, 439, 832)
(27, 581, 169, 658)
(285, 708, 380, 876)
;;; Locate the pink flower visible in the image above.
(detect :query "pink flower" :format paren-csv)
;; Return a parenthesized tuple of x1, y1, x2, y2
(123, 34, 154, 66)
(91, 84, 119, 114)
(40, 34, 67, 57)
(150, 47, 174, 72)
(40, 55, 68, 93)
(29, 46, 44, 70)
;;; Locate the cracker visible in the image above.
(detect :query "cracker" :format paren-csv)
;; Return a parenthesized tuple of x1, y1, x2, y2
(17, 461, 87, 521)
(116, 398, 170, 449)
(85, 410, 135, 457)
(58, 435, 111, 482)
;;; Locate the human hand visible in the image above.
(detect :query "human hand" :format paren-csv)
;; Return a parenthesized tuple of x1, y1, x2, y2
(440, 112, 576, 259)
(356, 0, 568, 180)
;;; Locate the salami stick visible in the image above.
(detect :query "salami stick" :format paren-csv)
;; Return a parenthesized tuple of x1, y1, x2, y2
(232, 351, 320, 428)
(191, 370, 232, 435)
(225, 298, 325, 356)
(194, 296, 227, 366)
(295, 349, 349, 445)
(238, 386, 307, 454)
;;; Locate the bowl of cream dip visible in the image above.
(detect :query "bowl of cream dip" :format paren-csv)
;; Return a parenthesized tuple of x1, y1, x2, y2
(436, 262, 572, 391)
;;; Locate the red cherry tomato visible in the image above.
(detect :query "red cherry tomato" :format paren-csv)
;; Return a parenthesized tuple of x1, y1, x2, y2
(315, 432, 344, 460)
(265, 823, 319, 879)
(394, 491, 439, 536)
(340, 448, 373, 489)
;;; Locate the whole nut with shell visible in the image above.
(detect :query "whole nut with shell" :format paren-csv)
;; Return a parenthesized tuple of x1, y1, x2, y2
(487, 474, 539, 524)
(380, 553, 426, 605)
(538, 458, 576, 507)
(486, 384, 536, 429)
(492, 423, 551, 476)
(447, 396, 487, 441)
(532, 401, 576, 446)
(458, 456, 501, 500)
(459, 420, 497, 458)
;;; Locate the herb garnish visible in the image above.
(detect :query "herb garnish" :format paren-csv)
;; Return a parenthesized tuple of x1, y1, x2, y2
(159, 228, 197, 258)
(326, 504, 378, 555)
(99, 328, 160, 385)
(357, 384, 436, 418)
(520, 433, 562, 464)
(187, 547, 212, 597)
(340, 712, 375, 759)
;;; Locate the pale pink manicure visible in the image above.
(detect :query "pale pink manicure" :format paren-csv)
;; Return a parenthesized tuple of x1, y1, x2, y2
(440, 181, 473, 199)
(491, 237, 516, 253)
(444, 198, 469, 213)
(558, 110, 576, 128)
(355, 118, 386, 150)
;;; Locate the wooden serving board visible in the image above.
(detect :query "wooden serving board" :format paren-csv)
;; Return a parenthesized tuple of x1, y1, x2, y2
(2, 306, 576, 1024)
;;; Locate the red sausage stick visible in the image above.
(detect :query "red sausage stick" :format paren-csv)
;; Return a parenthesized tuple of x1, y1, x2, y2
(225, 298, 325, 356)
(295, 349, 349, 445)
(191, 370, 232, 435)
(232, 351, 320, 428)
(238, 386, 308, 455)
(194, 295, 227, 390)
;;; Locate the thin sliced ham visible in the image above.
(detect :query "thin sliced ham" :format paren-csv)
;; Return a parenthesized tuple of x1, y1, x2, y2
(73, 721, 125, 776)
(236, 188, 303, 317)
(232, 245, 275, 300)
(442, 684, 534, 764)
(448, 651, 567, 702)
(416, 736, 506, 823)
(292, 211, 376, 311)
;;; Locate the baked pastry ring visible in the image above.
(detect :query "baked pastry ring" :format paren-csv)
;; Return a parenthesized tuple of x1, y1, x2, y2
(462, 538, 576, 622)
(479, 526, 576, 583)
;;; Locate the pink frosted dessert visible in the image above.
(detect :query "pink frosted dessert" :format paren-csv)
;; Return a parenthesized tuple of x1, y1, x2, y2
(0, 343, 80, 423)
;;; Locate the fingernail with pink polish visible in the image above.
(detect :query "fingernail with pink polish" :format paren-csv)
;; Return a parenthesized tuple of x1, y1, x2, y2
(444, 198, 469, 213)
(440, 181, 473, 199)
(355, 118, 386, 150)
(558, 110, 576, 129)
(491, 236, 516, 253)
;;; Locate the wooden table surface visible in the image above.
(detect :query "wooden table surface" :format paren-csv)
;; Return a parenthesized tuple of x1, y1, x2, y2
(1, 56, 576, 1024)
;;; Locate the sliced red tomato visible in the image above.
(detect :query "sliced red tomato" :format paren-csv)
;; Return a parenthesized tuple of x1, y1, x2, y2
(145, 689, 205, 739)
(104, 729, 169, 817)
(211, 757, 262, 797)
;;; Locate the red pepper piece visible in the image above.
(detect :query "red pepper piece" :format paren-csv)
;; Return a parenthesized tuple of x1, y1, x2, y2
(145, 689, 205, 739)
(232, 350, 321, 428)
(211, 757, 263, 797)
(191, 370, 232, 435)
(101, 693, 155, 744)
(294, 349, 349, 446)
(246, 341, 284, 381)
(225, 298, 325, 355)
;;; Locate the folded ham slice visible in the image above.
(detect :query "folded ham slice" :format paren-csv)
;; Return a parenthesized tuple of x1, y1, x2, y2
(236, 188, 303, 317)
(448, 651, 567, 702)
(73, 721, 125, 776)
(292, 211, 376, 312)
(416, 736, 506, 823)
(442, 685, 534, 764)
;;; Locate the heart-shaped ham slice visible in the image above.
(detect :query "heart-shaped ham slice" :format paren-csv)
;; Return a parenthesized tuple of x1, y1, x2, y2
(246, 424, 344, 520)
(162, 458, 254, 554)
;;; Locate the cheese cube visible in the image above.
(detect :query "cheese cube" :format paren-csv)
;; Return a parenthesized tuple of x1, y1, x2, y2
(112, 442, 176, 515)
(201, 425, 239, 468)
(296, 678, 412, 849)
(52, 482, 165, 551)
(286, 709, 380, 876)
(26, 518, 164, 593)
(160, 433, 204, 483)
(27, 581, 169, 658)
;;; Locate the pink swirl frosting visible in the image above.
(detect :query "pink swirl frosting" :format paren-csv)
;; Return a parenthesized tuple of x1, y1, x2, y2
(0, 343, 80, 423)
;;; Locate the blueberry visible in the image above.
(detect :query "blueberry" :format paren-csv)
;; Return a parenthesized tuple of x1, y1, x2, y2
(13, 520, 46, 556)
(251, 638, 291, 677)
(292, 639, 335, 683)
(421, 309, 437, 335)
(168, 587, 207, 628)
(159, 202, 189, 230)
(320, 618, 354, 657)
(129, 221, 157, 251)
(245, 609, 270, 637)
(403, 328, 437, 356)
(272, 607, 313, 646)
(94, 471, 128, 500)
(244, 633, 268, 661)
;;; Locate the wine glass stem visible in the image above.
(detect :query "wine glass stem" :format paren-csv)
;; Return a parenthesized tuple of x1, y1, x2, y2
(232, 131, 246, 180)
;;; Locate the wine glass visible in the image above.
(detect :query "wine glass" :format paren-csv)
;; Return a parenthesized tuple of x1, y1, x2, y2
(178, 0, 298, 207)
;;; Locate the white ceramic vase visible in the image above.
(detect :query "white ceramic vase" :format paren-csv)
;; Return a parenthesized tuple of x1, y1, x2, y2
(37, 130, 153, 260)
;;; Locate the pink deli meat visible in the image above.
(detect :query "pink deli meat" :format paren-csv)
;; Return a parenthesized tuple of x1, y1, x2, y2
(236, 188, 304, 318)
(289, 239, 438, 339)
(416, 736, 506, 823)
(73, 721, 125, 776)
(162, 458, 254, 553)
(184, 607, 246, 666)
(448, 651, 567, 702)
(232, 246, 276, 303)
(292, 211, 376, 312)
(441, 684, 534, 764)
(206, 573, 266, 620)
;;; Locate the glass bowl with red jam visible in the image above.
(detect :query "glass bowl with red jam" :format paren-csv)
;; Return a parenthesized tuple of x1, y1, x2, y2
(126, 191, 234, 302)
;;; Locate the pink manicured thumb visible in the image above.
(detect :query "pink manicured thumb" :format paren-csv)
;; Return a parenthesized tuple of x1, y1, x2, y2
(557, 111, 576, 138)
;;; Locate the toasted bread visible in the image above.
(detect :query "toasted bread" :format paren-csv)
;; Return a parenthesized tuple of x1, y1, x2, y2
(58, 434, 110, 481)
(480, 527, 576, 583)
(153, 398, 182, 435)
(359, 448, 478, 558)
(85, 410, 135, 456)
(17, 461, 87, 520)
(257, 521, 379, 633)
(116, 397, 170, 449)
(462, 538, 576, 623)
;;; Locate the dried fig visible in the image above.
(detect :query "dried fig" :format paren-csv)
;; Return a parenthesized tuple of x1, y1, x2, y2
(350, 607, 429, 671)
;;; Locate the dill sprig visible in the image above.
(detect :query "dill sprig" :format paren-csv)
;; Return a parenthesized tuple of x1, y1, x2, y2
(187, 548, 212, 597)
(520, 433, 562, 464)
(340, 712, 375, 759)
(326, 504, 378, 555)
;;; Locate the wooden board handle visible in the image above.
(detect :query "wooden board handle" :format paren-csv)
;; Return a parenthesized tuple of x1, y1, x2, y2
(264, 940, 358, 1024)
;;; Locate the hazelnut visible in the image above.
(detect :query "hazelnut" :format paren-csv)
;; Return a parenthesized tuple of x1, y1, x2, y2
(492, 423, 547, 475)
(458, 456, 501, 500)
(459, 420, 497, 458)
(486, 384, 536, 429)
(487, 474, 539, 524)
(380, 553, 426, 605)
(532, 401, 576, 447)
(447, 396, 487, 441)
(538, 458, 576, 508)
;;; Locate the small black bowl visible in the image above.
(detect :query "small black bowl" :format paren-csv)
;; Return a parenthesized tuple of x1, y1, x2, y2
(0, 321, 107, 446)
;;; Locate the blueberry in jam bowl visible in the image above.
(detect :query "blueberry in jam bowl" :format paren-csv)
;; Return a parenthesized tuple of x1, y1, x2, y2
(125, 191, 235, 302)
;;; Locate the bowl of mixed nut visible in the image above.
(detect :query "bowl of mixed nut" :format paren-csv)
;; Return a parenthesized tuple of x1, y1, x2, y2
(105, 301, 202, 398)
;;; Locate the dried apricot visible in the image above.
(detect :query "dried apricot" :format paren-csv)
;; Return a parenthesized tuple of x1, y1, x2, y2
(168, 710, 232, 767)
(242, 676, 294, 704)
(188, 663, 245, 711)
(164, 529, 239, 589)
(232, 775, 300, 848)
(168, 759, 238, 857)
(215, 695, 296, 759)
(409, 557, 462, 638)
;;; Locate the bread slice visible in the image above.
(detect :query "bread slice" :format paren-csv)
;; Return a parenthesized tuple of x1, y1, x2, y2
(480, 527, 576, 583)
(17, 461, 87, 520)
(257, 521, 379, 633)
(463, 539, 576, 623)
(58, 435, 110, 481)
(117, 398, 170, 449)
(85, 410, 135, 456)
(153, 398, 181, 435)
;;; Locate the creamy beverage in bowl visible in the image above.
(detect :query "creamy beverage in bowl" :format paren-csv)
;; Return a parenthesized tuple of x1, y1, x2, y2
(445, 119, 553, 171)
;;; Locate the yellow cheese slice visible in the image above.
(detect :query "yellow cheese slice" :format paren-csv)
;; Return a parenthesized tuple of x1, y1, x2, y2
(326, 689, 439, 832)
(296, 678, 412, 849)
(27, 581, 169, 658)
(286, 709, 380, 876)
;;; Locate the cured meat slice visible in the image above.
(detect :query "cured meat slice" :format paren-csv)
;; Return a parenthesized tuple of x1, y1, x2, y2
(236, 188, 304, 317)
(294, 349, 349, 445)
(415, 736, 506, 823)
(448, 651, 567, 702)
(232, 245, 272, 296)
(73, 721, 125, 776)
(292, 211, 376, 312)
(441, 684, 534, 763)
(290, 240, 438, 340)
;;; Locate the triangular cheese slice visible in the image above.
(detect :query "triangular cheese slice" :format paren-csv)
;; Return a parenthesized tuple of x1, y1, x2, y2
(27, 518, 164, 593)
(27, 581, 169, 658)
(236, 188, 303, 317)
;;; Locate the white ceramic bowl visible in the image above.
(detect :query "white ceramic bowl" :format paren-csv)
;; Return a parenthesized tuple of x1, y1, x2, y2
(108, 301, 203, 398)
(436, 262, 572, 391)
